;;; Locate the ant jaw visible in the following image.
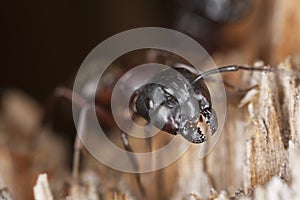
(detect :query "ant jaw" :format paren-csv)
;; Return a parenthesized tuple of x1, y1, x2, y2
(192, 127, 207, 143)
(184, 109, 217, 143)
(202, 108, 218, 136)
(192, 135, 207, 143)
(178, 118, 208, 144)
(199, 114, 205, 122)
(180, 127, 207, 144)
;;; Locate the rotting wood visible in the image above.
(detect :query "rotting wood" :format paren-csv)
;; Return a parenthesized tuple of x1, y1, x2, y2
(33, 174, 54, 200)
(0, 188, 13, 200)
(172, 57, 300, 199)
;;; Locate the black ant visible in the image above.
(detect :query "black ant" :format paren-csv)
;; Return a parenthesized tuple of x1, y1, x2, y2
(47, 57, 273, 196)
(130, 64, 269, 144)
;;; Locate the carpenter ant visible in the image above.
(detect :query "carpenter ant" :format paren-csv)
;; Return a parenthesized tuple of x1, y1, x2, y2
(129, 64, 270, 143)
(46, 59, 272, 196)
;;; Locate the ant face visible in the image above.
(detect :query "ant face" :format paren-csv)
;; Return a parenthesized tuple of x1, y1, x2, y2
(131, 67, 218, 143)
(134, 83, 181, 134)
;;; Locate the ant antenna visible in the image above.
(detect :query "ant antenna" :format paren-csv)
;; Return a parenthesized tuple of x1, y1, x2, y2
(192, 65, 271, 85)
(72, 105, 91, 182)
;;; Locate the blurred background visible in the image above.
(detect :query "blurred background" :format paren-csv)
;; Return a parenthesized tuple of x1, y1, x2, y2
(1, 0, 265, 102)
(1, 0, 300, 199)
(1, 0, 170, 102)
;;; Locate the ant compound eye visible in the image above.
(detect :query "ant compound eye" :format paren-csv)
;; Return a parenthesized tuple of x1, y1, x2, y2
(164, 95, 178, 108)
(144, 98, 154, 109)
(166, 94, 172, 101)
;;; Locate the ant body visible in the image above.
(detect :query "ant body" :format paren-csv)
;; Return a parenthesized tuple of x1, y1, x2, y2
(48, 58, 271, 196)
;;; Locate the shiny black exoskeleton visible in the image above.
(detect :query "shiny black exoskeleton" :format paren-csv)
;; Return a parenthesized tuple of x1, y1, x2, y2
(130, 66, 218, 143)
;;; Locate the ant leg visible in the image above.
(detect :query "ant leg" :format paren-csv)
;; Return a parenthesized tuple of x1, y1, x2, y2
(144, 125, 152, 152)
(54, 87, 87, 107)
(120, 132, 146, 195)
(72, 105, 91, 182)
(42, 87, 87, 126)
(43, 87, 114, 127)
(45, 87, 145, 193)
(72, 135, 81, 183)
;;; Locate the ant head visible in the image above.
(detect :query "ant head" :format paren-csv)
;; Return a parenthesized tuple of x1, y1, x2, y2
(128, 67, 219, 144)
